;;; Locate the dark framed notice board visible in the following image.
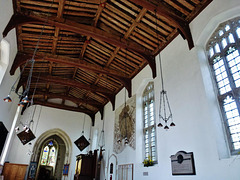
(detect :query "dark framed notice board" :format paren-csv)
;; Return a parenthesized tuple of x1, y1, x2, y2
(170, 151, 196, 175)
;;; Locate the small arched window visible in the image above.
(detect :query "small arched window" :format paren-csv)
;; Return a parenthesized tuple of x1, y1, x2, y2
(206, 17, 240, 154)
(142, 82, 157, 162)
(0, 39, 10, 84)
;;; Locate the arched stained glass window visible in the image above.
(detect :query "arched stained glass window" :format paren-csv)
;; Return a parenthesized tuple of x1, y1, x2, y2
(48, 146, 56, 166)
(40, 141, 57, 167)
(41, 146, 49, 165)
(206, 17, 240, 154)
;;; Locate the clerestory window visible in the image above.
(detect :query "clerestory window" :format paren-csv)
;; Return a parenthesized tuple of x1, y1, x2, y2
(142, 82, 157, 162)
(206, 17, 240, 154)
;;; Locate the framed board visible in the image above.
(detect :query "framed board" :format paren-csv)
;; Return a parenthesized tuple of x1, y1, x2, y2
(170, 151, 196, 175)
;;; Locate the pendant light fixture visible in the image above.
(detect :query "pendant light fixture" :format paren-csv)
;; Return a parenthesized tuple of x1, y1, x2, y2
(157, 54, 175, 130)
(155, 12, 175, 130)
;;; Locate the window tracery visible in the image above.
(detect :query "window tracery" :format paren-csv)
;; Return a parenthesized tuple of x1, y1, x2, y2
(207, 17, 240, 154)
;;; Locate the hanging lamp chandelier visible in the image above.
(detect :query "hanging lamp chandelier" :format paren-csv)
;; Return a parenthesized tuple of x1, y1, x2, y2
(157, 54, 175, 130)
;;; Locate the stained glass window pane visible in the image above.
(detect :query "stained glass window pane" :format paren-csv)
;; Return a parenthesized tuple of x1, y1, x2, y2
(41, 146, 49, 165)
(47, 147, 56, 166)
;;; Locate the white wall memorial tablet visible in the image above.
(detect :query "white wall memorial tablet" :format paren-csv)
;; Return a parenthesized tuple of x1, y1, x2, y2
(170, 151, 196, 175)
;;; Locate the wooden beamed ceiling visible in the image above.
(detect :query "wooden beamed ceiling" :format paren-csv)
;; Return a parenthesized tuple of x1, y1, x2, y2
(3, 0, 212, 125)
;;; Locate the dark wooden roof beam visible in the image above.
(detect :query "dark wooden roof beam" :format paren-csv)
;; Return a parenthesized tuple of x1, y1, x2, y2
(129, 0, 194, 50)
(12, 51, 132, 96)
(3, 12, 157, 78)
(33, 100, 96, 126)
(17, 75, 116, 109)
(3, 12, 152, 56)
(11, 51, 129, 79)
(30, 93, 103, 110)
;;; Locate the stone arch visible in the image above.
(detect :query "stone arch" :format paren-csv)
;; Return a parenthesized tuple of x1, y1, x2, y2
(196, 5, 240, 47)
(31, 128, 72, 164)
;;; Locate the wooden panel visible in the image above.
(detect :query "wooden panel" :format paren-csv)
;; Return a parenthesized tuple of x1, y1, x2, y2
(2, 163, 28, 180)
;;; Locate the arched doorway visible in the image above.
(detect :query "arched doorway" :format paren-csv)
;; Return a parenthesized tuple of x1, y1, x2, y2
(30, 129, 72, 180)
(37, 135, 64, 180)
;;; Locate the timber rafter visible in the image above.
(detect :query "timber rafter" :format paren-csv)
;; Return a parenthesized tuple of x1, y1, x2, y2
(3, 0, 212, 121)
(33, 100, 97, 126)
(11, 51, 132, 96)
(129, 0, 195, 50)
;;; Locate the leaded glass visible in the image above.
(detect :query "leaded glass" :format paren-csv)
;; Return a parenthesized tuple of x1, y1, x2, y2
(207, 17, 240, 153)
(142, 82, 157, 162)
(40, 141, 57, 167)
(237, 28, 240, 38)
(41, 146, 49, 165)
(47, 147, 56, 166)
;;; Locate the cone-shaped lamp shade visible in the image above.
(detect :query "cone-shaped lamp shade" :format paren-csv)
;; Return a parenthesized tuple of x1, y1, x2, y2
(22, 96, 30, 103)
(164, 125, 169, 130)
(170, 122, 176, 127)
(18, 101, 25, 107)
(158, 123, 163, 127)
(3, 95, 12, 102)
(124, 137, 129, 145)
(15, 126, 20, 133)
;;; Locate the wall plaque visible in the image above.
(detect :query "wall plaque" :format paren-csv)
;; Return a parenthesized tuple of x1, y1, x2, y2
(170, 151, 196, 175)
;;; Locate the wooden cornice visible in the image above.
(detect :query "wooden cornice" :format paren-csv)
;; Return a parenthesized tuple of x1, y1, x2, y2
(129, 0, 194, 50)
(33, 100, 96, 126)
